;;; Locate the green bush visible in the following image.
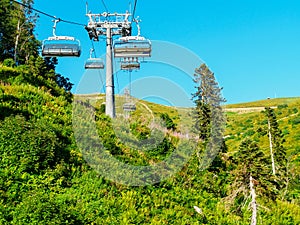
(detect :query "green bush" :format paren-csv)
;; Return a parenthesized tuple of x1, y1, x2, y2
(290, 117, 300, 125)
(278, 104, 288, 109)
(243, 129, 255, 137)
(292, 108, 299, 114)
(160, 112, 177, 131)
(0, 66, 19, 81)
(11, 190, 84, 225)
(2, 58, 16, 67)
(0, 116, 59, 173)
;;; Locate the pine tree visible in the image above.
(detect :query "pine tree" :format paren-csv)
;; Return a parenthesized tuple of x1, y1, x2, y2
(192, 63, 226, 170)
(265, 107, 287, 190)
(229, 139, 277, 224)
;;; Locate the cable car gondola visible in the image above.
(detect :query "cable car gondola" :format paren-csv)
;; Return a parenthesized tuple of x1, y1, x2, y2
(42, 19, 81, 57)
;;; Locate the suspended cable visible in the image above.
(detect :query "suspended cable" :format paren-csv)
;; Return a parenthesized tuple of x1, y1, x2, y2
(131, 0, 138, 22)
(90, 40, 106, 93)
(114, 60, 120, 95)
(101, 0, 109, 12)
(91, 41, 97, 58)
(98, 69, 105, 93)
(11, 0, 86, 27)
(59, 19, 85, 27)
(12, 0, 54, 19)
(129, 70, 132, 101)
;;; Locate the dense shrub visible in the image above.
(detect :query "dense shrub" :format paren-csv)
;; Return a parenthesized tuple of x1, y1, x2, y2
(0, 116, 59, 173)
(290, 117, 300, 125)
(278, 104, 288, 109)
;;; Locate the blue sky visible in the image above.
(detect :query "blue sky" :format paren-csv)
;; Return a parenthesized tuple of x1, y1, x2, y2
(34, 0, 300, 105)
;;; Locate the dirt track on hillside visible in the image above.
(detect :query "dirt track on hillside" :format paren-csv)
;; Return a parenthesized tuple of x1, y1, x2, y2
(224, 106, 277, 114)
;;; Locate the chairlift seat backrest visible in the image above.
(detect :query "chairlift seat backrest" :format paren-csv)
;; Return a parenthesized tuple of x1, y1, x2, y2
(123, 103, 136, 111)
(85, 58, 104, 69)
(121, 61, 140, 70)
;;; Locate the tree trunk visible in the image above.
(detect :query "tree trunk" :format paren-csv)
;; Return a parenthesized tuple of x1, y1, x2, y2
(14, 18, 21, 62)
(250, 175, 257, 225)
(268, 119, 276, 176)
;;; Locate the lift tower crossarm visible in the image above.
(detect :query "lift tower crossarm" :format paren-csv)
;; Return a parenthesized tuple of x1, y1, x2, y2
(86, 12, 131, 32)
(85, 11, 132, 118)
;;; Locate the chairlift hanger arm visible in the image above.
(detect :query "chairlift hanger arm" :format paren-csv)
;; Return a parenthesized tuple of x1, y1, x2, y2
(52, 18, 60, 37)
(133, 17, 142, 36)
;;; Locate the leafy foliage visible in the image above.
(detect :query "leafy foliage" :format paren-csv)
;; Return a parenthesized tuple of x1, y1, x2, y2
(0, 0, 40, 64)
(0, 6, 299, 221)
(1, 70, 300, 224)
(160, 112, 177, 131)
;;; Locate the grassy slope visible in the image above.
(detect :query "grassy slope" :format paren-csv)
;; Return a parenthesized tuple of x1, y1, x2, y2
(225, 97, 300, 108)
(224, 97, 300, 204)
(76, 93, 300, 163)
(75, 93, 192, 132)
(74, 94, 300, 222)
(224, 97, 300, 152)
(2, 79, 299, 224)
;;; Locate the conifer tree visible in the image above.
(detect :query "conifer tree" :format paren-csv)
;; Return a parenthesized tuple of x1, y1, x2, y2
(265, 107, 287, 189)
(230, 139, 277, 224)
(192, 63, 226, 170)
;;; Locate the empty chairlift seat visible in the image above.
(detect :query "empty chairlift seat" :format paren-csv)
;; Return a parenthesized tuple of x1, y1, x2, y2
(42, 36, 81, 57)
(123, 103, 136, 112)
(85, 58, 104, 69)
(114, 36, 151, 58)
(120, 61, 140, 70)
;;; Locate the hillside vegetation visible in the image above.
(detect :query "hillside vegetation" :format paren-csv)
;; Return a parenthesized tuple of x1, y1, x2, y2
(1, 61, 299, 224)
(0, 1, 299, 223)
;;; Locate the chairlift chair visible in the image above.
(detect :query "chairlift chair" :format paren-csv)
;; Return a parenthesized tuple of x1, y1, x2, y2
(123, 102, 136, 112)
(41, 19, 81, 57)
(84, 48, 104, 69)
(42, 36, 81, 57)
(114, 36, 151, 58)
(85, 58, 104, 69)
(120, 61, 140, 71)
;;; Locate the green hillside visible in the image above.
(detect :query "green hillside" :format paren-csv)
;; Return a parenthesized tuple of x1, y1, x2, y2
(224, 98, 300, 203)
(1, 1, 299, 224)
(1, 62, 300, 224)
(225, 98, 300, 157)
(225, 97, 300, 108)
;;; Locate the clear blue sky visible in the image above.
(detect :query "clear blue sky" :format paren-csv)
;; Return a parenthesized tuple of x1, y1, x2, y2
(34, 0, 300, 105)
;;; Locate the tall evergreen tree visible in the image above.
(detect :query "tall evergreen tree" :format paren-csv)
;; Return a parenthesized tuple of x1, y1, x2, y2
(192, 63, 226, 170)
(265, 107, 287, 189)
